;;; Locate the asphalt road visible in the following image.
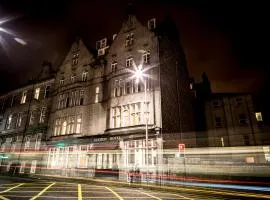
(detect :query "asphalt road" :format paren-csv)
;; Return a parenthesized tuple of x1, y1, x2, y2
(0, 176, 269, 200)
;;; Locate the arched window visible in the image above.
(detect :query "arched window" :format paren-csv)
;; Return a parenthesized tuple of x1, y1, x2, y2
(62, 121, 67, 135)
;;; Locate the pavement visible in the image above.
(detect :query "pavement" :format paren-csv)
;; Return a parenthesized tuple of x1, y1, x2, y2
(0, 175, 270, 200)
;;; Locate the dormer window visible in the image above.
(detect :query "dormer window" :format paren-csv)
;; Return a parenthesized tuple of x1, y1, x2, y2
(82, 71, 88, 82)
(148, 18, 156, 30)
(143, 51, 150, 64)
(125, 33, 134, 46)
(112, 34, 117, 41)
(126, 57, 133, 68)
(34, 88, 40, 100)
(72, 52, 79, 66)
(96, 38, 107, 50)
(21, 91, 27, 104)
(111, 62, 118, 72)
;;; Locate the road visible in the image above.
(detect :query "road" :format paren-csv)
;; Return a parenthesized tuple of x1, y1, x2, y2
(0, 176, 269, 200)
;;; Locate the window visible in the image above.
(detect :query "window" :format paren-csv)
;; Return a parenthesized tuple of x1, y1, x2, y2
(79, 90, 84, 105)
(215, 116, 223, 128)
(34, 88, 40, 100)
(67, 116, 75, 134)
(143, 51, 150, 64)
(82, 71, 88, 82)
(60, 79, 64, 86)
(239, 114, 248, 125)
(29, 110, 35, 125)
(62, 120, 67, 135)
(78, 145, 88, 168)
(19, 162, 26, 174)
(112, 107, 121, 128)
(126, 81, 132, 94)
(148, 18, 156, 30)
(30, 160, 37, 174)
(212, 100, 221, 109)
(58, 94, 66, 109)
(123, 106, 129, 127)
(39, 107, 46, 123)
(24, 136, 30, 151)
(111, 62, 117, 72)
(96, 38, 107, 50)
(44, 85, 50, 98)
(16, 113, 22, 128)
(71, 75, 76, 83)
(119, 80, 124, 96)
(220, 137, 224, 147)
(95, 87, 100, 103)
(21, 91, 27, 104)
(76, 115, 82, 133)
(255, 112, 263, 121)
(54, 119, 61, 136)
(126, 57, 133, 67)
(35, 134, 42, 150)
(114, 80, 119, 97)
(125, 33, 134, 46)
(10, 96, 14, 107)
(6, 114, 12, 129)
(11, 138, 16, 152)
(72, 53, 79, 66)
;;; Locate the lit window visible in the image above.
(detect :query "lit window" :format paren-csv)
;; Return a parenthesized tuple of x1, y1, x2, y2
(112, 107, 121, 128)
(95, 87, 100, 103)
(72, 53, 79, 66)
(6, 114, 12, 129)
(21, 91, 27, 104)
(136, 103, 142, 124)
(96, 38, 107, 50)
(130, 104, 136, 125)
(82, 71, 88, 82)
(34, 88, 40, 100)
(255, 112, 263, 121)
(30, 160, 37, 174)
(143, 51, 150, 64)
(20, 162, 26, 174)
(62, 120, 67, 135)
(220, 137, 224, 147)
(123, 106, 129, 127)
(125, 33, 134, 46)
(148, 18, 156, 30)
(71, 75, 76, 83)
(60, 79, 64, 86)
(35, 134, 42, 150)
(76, 115, 82, 133)
(16, 113, 22, 128)
(78, 145, 88, 168)
(54, 119, 61, 136)
(39, 107, 46, 123)
(126, 57, 133, 67)
(111, 62, 118, 72)
(24, 136, 30, 151)
(119, 80, 124, 96)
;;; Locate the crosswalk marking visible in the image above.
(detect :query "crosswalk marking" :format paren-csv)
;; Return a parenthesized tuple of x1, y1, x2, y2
(29, 182, 55, 200)
(0, 195, 9, 200)
(0, 183, 24, 194)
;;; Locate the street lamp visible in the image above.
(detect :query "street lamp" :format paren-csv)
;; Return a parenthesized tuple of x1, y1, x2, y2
(133, 64, 149, 183)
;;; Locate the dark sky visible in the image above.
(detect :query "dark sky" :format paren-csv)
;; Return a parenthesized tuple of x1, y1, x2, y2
(0, 0, 269, 97)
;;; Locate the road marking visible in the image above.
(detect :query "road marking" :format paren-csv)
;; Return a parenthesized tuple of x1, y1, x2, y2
(105, 187, 124, 200)
(78, 184, 82, 200)
(0, 195, 9, 200)
(139, 191, 162, 200)
(29, 182, 55, 200)
(0, 183, 24, 194)
(172, 193, 194, 200)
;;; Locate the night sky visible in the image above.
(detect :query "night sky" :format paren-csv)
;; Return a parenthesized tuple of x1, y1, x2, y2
(0, 1, 269, 119)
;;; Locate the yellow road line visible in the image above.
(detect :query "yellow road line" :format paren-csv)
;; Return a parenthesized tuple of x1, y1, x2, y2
(105, 187, 124, 200)
(139, 191, 162, 200)
(78, 184, 82, 200)
(0, 195, 9, 200)
(30, 182, 55, 200)
(0, 183, 24, 194)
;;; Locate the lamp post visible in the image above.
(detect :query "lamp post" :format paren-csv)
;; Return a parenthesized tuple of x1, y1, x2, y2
(134, 64, 149, 184)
